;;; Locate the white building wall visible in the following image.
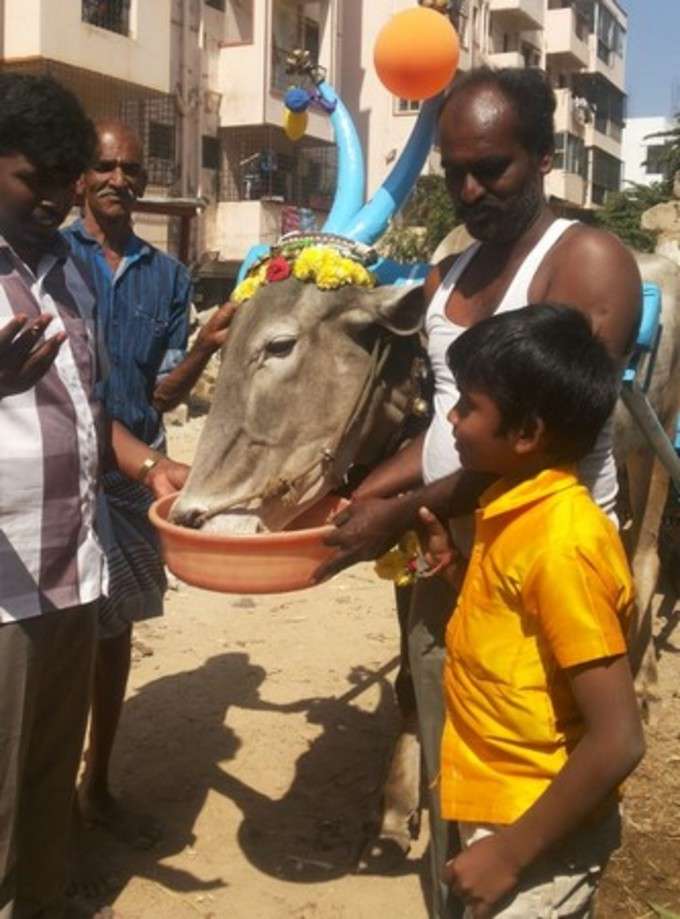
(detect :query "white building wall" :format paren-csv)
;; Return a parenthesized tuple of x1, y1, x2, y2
(622, 116, 673, 187)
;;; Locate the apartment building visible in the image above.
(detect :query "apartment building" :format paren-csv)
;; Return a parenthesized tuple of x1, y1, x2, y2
(0, 0, 201, 250)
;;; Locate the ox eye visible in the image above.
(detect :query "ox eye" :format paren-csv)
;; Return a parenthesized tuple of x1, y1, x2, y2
(264, 336, 297, 358)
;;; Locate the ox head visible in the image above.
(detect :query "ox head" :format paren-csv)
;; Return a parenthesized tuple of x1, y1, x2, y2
(171, 275, 425, 534)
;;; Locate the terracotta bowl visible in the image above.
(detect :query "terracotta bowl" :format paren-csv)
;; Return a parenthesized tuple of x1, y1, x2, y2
(148, 493, 346, 594)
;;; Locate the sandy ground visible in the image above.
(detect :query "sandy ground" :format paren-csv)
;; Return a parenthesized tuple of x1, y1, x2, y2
(86, 418, 680, 919)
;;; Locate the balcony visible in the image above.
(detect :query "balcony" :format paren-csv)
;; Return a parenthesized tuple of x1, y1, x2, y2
(489, 0, 544, 32)
(553, 88, 592, 136)
(545, 8, 590, 69)
(487, 51, 526, 69)
(545, 170, 587, 208)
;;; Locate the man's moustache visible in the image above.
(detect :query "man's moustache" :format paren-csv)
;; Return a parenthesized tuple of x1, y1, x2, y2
(97, 189, 135, 202)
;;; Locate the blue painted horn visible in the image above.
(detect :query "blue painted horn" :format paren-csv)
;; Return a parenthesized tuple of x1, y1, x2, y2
(318, 81, 366, 235)
(338, 93, 443, 245)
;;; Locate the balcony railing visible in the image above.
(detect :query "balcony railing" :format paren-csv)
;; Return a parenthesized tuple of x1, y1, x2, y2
(220, 126, 337, 212)
(82, 0, 130, 37)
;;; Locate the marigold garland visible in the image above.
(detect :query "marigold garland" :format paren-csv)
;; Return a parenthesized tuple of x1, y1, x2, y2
(374, 531, 423, 588)
(232, 245, 375, 304)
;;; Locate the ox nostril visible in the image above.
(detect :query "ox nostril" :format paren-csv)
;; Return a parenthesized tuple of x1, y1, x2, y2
(170, 505, 205, 529)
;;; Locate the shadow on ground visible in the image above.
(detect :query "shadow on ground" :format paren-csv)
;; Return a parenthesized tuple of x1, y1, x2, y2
(77, 652, 425, 910)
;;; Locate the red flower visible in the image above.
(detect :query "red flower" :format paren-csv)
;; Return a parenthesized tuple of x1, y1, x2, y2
(266, 256, 291, 283)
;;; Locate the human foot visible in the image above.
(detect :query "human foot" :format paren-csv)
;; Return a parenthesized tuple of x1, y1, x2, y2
(77, 782, 162, 849)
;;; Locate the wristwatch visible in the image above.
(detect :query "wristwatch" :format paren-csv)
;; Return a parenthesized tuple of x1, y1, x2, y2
(138, 453, 161, 484)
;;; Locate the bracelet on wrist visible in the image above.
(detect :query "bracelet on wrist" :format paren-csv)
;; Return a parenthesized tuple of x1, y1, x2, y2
(137, 453, 161, 484)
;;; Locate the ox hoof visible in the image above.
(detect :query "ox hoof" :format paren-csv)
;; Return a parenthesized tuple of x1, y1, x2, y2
(356, 835, 411, 874)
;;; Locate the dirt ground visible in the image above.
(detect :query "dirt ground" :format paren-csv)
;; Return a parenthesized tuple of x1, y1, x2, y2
(88, 418, 680, 919)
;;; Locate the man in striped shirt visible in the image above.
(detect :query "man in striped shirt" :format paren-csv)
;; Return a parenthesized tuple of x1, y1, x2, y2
(0, 74, 188, 918)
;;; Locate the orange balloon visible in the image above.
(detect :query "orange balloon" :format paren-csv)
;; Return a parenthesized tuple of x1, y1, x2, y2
(374, 7, 460, 101)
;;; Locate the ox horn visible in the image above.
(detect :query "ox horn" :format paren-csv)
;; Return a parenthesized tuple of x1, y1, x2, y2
(339, 94, 443, 246)
(319, 81, 366, 235)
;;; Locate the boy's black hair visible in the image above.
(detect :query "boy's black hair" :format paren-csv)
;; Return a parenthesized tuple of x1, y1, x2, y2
(0, 73, 96, 180)
(441, 66, 556, 158)
(446, 304, 618, 463)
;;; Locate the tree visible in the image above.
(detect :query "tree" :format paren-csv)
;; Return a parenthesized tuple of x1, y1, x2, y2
(379, 175, 459, 263)
(594, 180, 671, 252)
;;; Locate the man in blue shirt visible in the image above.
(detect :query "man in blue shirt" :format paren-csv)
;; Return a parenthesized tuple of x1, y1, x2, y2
(63, 120, 234, 842)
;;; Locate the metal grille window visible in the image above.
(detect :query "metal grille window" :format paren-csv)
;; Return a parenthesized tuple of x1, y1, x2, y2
(271, 1, 324, 94)
(220, 126, 336, 211)
(121, 97, 177, 187)
(0, 59, 178, 188)
(82, 0, 130, 36)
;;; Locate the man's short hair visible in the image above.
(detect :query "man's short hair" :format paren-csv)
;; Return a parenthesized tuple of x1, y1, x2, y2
(446, 304, 618, 463)
(442, 67, 556, 158)
(0, 73, 96, 180)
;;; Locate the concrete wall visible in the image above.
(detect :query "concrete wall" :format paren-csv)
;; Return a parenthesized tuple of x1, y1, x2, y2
(3, 0, 172, 92)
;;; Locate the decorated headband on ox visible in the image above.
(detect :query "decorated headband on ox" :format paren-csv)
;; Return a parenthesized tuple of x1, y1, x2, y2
(231, 233, 378, 305)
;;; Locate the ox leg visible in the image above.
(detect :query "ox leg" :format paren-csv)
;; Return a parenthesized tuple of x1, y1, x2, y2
(625, 449, 669, 714)
(360, 585, 421, 868)
(407, 575, 460, 919)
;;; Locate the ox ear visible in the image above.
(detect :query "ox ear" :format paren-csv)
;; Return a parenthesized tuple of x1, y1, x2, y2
(344, 283, 425, 337)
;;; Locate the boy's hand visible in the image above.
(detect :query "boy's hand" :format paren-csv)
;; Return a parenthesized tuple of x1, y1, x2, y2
(444, 834, 521, 917)
(0, 314, 66, 398)
(417, 506, 457, 580)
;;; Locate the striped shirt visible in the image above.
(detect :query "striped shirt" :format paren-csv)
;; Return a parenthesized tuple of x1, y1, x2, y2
(0, 234, 105, 623)
(62, 219, 191, 448)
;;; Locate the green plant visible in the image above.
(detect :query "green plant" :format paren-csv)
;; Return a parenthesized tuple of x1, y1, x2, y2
(380, 175, 459, 262)
(594, 180, 671, 252)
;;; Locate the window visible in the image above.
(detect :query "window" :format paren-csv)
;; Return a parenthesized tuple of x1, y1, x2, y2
(591, 148, 621, 205)
(396, 98, 421, 115)
(596, 3, 624, 65)
(202, 135, 221, 170)
(449, 0, 469, 49)
(645, 144, 670, 176)
(82, 0, 130, 36)
(553, 132, 587, 178)
(205, 0, 225, 9)
(271, 1, 324, 93)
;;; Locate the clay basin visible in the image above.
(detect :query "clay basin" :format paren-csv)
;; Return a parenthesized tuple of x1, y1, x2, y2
(148, 493, 346, 594)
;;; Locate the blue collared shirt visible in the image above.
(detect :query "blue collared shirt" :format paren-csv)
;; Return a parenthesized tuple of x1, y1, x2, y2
(63, 219, 191, 446)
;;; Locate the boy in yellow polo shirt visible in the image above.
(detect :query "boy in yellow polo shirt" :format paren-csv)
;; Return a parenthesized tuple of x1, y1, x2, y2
(419, 303, 644, 918)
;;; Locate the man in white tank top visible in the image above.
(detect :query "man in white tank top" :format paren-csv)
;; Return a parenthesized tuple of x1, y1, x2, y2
(321, 67, 641, 918)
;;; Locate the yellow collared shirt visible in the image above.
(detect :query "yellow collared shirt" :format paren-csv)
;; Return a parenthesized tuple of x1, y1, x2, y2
(441, 467, 635, 825)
